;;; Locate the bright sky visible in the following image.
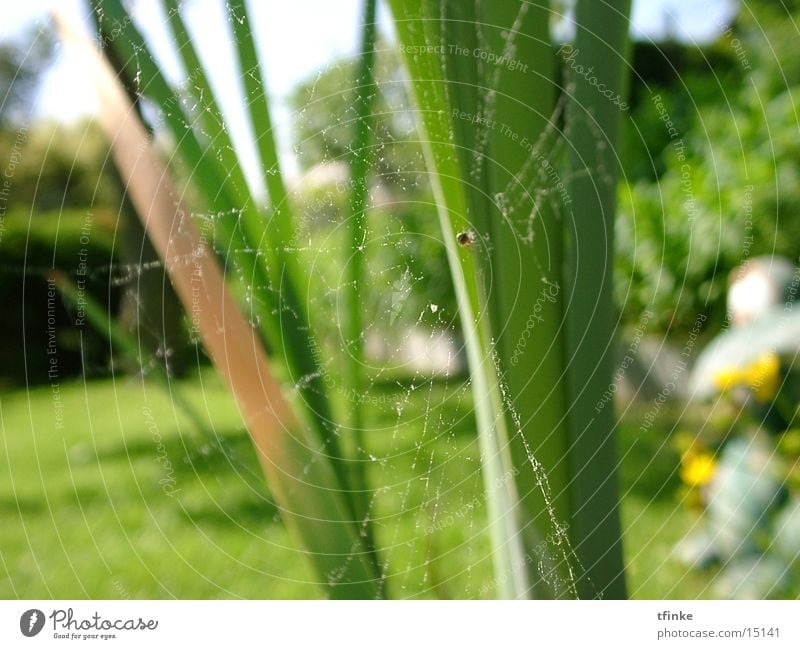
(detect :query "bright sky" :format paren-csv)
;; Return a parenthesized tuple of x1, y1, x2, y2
(0, 0, 737, 185)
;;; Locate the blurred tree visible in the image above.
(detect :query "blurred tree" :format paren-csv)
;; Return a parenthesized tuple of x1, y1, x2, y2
(291, 42, 420, 181)
(0, 119, 186, 385)
(0, 26, 53, 125)
(616, 1, 800, 334)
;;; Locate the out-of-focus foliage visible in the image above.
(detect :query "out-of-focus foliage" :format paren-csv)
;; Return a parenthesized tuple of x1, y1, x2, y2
(291, 41, 420, 182)
(0, 119, 193, 384)
(1, 121, 122, 211)
(290, 47, 458, 333)
(617, 2, 800, 333)
(0, 26, 53, 125)
(0, 120, 124, 384)
(0, 207, 119, 385)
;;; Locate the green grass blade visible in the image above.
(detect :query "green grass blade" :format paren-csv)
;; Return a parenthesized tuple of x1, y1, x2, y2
(342, 0, 378, 522)
(221, 0, 359, 516)
(225, 0, 316, 342)
(226, 0, 299, 260)
(162, 0, 256, 208)
(563, 0, 632, 599)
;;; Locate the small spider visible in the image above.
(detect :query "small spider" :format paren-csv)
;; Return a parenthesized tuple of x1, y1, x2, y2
(456, 230, 475, 247)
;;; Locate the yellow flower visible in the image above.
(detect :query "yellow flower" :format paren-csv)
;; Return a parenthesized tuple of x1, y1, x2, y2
(713, 365, 745, 392)
(680, 451, 717, 487)
(713, 352, 780, 403)
(746, 352, 780, 402)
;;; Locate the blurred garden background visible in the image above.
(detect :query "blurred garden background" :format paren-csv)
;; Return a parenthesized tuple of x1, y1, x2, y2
(1, 0, 800, 598)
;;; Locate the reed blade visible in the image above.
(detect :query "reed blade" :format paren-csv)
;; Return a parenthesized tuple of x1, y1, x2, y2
(563, 0, 632, 599)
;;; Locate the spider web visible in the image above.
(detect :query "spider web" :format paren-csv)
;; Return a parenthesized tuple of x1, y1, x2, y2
(1, 0, 617, 600)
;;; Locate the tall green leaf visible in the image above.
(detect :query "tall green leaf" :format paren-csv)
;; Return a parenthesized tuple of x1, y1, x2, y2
(472, 1, 576, 598)
(563, 0, 632, 599)
(388, 0, 632, 598)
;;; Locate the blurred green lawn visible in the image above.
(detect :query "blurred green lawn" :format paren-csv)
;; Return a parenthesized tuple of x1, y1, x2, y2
(0, 373, 713, 598)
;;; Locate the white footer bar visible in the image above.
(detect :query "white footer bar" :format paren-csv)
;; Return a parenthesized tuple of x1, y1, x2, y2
(1, 600, 797, 647)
